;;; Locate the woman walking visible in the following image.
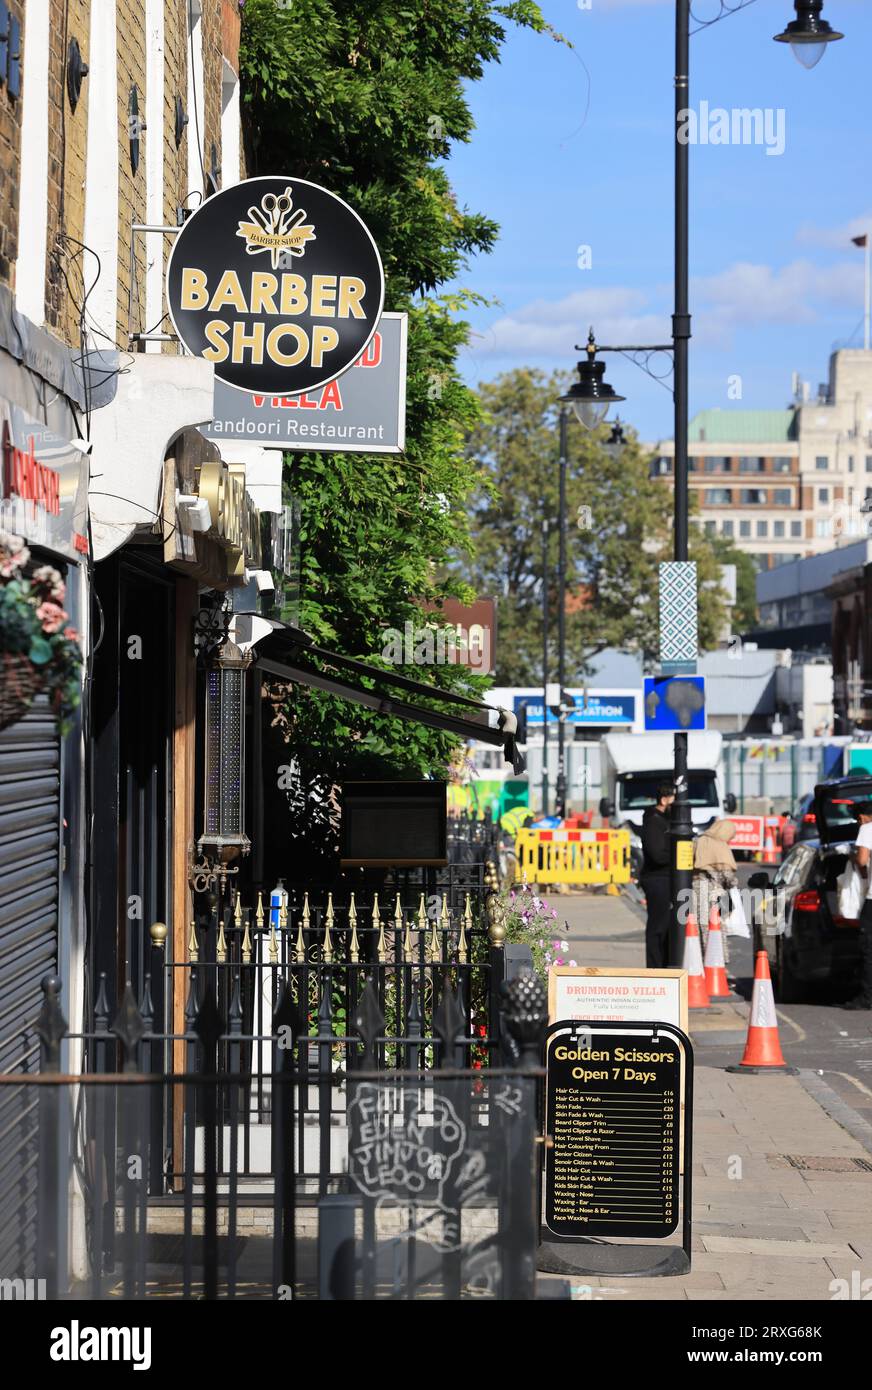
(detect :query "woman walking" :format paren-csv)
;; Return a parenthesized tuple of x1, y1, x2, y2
(693, 819, 739, 971)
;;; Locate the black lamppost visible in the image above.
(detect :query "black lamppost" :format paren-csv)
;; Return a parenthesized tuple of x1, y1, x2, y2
(556, 339, 624, 818)
(558, 0, 843, 960)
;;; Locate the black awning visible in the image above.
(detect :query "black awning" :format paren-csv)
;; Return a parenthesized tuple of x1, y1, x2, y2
(252, 624, 525, 771)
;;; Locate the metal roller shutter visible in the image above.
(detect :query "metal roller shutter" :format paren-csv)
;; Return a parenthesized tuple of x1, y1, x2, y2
(0, 694, 61, 1278)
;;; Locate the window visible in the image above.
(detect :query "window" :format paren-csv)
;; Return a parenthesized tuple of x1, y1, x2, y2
(818, 487, 829, 503)
(722, 519, 734, 538)
(740, 488, 766, 504)
(704, 520, 716, 535)
(705, 488, 732, 505)
(790, 520, 803, 538)
(756, 520, 768, 537)
(655, 457, 671, 475)
(703, 456, 730, 471)
(773, 457, 792, 472)
(849, 456, 855, 473)
(739, 457, 765, 473)
(815, 456, 829, 470)
(866, 456, 872, 473)
(815, 519, 829, 537)
(739, 520, 751, 538)
(773, 520, 785, 538)
(772, 489, 792, 505)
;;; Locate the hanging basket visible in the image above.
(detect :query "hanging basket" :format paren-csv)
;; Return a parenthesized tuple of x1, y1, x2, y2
(0, 650, 44, 731)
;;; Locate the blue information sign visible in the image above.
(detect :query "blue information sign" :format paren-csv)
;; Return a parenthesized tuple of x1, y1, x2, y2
(643, 676, 706, 731)
(515, 693, 636, 727)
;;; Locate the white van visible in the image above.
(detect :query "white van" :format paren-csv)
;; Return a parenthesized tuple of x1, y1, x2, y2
(599, 730, 736, 836)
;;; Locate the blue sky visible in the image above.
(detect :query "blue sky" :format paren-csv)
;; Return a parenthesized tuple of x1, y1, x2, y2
(447, 0, 871, 443)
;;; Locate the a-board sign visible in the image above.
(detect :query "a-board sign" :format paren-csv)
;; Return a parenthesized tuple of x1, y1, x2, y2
(544, 1022, 681, 1240)
(166, 176, 384, 396)
(549, 967, 688, 1033)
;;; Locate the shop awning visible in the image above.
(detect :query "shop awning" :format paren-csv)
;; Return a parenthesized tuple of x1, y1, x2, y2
(253, 624, 525, 772)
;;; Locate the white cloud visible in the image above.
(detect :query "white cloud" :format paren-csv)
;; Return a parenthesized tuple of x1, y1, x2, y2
(467, 258, 864, 358)
(796, 212, 872, 250)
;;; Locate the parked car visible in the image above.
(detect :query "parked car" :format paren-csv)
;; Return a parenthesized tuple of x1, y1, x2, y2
(779, 791, 819, 853)
(749, 777, 868, 1002)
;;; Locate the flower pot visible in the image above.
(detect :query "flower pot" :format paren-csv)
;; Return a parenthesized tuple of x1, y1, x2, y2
(0, 650, 44, 731)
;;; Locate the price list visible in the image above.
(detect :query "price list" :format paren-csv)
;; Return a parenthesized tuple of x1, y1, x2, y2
(544, 1029, 681, 1240)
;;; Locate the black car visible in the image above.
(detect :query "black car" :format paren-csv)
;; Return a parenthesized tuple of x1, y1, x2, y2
(779, 790, 819, 852)
(749, 777, 867, 1002)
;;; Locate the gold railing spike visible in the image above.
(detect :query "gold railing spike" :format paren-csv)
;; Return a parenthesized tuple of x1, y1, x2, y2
(458, 911, 468, 965)
(268, 919, 279, 964)
(427, 908, 440, 964)
(440, 894, 450, 930)
(349, 893, 360, 963)
(417, 893, 427, 933)
(402, 909, 413, 963)
(373, 893, 386, 964)
(323, 895, 334, 964)
(217, 916, 227, 964)
(464, 892, 473, 932)
(294, 908, 306, 965)
(234, 891, 242, 929)
(302, 892, 311, 931)
(187, 920, 199, 963)
(279, 897, 288, 933)
(242, 912, 252, 964)
(255, 891, 265, 931)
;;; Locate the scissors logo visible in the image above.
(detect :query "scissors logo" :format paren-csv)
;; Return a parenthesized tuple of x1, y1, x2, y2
(236, 186, 316, 269)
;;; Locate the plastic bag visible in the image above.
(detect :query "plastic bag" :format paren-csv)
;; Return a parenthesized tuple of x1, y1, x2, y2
(724, 885, 751, 938)
(837, 860, 864, 921)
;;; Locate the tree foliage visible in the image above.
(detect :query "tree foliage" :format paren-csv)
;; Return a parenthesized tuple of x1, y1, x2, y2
(457, 368, 731, 685)
(237, 2, 553, 812)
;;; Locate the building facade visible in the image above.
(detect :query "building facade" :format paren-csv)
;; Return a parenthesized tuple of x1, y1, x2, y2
(653, 349, 872, 571)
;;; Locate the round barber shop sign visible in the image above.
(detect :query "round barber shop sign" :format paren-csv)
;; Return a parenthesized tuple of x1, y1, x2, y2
(166, 176, 385, 395)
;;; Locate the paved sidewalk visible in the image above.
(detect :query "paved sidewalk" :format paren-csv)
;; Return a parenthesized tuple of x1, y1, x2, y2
(540, 890, 872, 1301)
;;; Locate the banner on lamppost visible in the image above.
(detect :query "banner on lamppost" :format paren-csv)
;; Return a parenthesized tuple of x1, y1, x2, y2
(201, 313, 407, 453)
(166, 176, 385, 396)
(659, 560, 698, 674)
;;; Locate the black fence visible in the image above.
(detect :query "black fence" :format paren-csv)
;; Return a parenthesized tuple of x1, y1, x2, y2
(0, 971, 546, 1300)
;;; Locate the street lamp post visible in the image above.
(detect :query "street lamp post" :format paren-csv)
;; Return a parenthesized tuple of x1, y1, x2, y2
(556, 0, 843, 965)
(556, 407, 568, 818)
(542, 516, 549, 816)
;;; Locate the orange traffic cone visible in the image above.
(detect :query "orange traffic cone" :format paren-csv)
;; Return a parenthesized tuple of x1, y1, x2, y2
(703, 906, 731, 1001)
(682, 912, 710, 1009)
(727, 951, 797, 1074)
(763, 829, 778, 865)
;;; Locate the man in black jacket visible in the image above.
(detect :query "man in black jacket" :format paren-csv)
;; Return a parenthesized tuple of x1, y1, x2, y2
(640, 782, 675, 968)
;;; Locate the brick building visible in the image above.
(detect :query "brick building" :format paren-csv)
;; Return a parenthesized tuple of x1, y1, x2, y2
(653, 349, 872, 572)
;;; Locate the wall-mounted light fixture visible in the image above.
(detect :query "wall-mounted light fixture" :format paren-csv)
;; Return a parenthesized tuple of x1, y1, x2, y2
(128, 85, 145, 175)
(66, 37, 88, 112)
(174, 94, 188, 148)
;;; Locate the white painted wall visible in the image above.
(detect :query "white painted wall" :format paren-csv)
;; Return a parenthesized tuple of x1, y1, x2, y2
(15, 0, 50, 324)
(221, 59, 241, 190)
(83, 1, 120, 354)
(144, 0, 166, 352)
(186, 5, 206, 208)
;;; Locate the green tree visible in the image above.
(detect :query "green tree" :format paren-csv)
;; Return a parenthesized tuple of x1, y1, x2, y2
(457, 368, 729, 685)
(237, 3, 555, 826)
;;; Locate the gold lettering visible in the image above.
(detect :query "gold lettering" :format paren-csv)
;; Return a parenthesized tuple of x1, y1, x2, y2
(310, 274, 337, 317)
(337, 276, 366, 318)
(249, 272, 279, 315)
(208, 270, 248, 313)
(180, 268, 209, 310)
(266, 324, 309, 367)
(231, 320, 265, 364)
(203, 319, 230, 362)
(279, 274, 309, 316)
(311, 325, 339, 368)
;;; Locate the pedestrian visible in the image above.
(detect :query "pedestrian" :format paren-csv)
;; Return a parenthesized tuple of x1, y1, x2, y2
(693, 819, 738, 971)
(640, 782, 675, 968)
(845, 800, 872, 1010)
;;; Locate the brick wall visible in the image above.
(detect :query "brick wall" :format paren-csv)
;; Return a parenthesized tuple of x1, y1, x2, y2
(46, 0, 91, 345)
(115, 0, 146, 342)
(0, 1, 25, 286)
